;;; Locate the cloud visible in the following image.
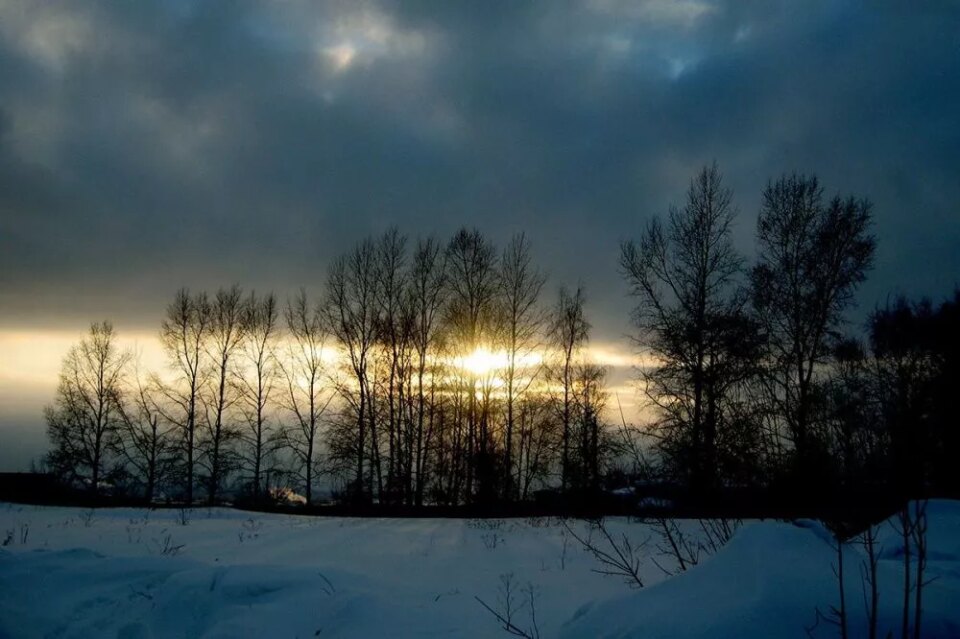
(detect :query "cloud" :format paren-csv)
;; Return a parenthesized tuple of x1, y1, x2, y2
(585, 0, 717, 29)
(0, 0, 957, 337)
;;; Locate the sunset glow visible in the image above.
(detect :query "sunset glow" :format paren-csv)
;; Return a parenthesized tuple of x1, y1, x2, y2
(452, 346, 546, 379)
(459, 347, 503, 376)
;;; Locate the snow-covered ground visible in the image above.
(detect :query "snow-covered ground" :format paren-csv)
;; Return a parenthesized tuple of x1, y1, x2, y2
(0, 501, 957, 638)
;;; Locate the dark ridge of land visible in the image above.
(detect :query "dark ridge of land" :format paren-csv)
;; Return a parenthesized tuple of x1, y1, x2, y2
(3, 472, 951, 530)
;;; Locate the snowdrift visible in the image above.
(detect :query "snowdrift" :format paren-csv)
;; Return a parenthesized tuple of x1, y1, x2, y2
(0, 502, 958, 638)
(560, 500, 960, 639)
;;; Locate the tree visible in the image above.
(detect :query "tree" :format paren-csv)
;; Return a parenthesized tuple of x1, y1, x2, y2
(868, 293, 959, 497)
(926, 291, 960, 495)
(574, 361, 608, 492)
(45, 321, 130, 495)
(822, 337, 880, 489)
(620, 163, 752, 493)
(497, 233, 546, 499)
(514, 395, 557, 500)
(159, 288, 211, 504)
(117, 355, 176, 503)
(324, 239, 381, 501)
(237, 291, 281, 500)
(200, 285, 246, 504)
(550, 286, 589, 492)
(281, 289, 333, 504)
(445, 228, 499, 502)
(406, 237, 447, 505)
(374, 228, 411, 502)
(751, 174, 875, 479)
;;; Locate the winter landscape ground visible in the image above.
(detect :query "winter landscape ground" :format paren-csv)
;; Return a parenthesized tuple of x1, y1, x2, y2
(1, 501, 958, 638)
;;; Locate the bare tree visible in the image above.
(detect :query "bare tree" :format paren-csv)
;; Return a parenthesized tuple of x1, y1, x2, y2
(910, 500, 929, 639)
(407, 237, 447, 505)
(324, 240, 381, 501)
(574, 361, 608, 491)
(45, 321, 130, 495)
(200, 285, 246, 504)
(620, 163, 751, 494)
(281, 289, 333, 504)
(859, 523, 881, 639)
(237, 291, 281, 500)
(891, 500, 931, 639)
(751, 174, 875, 477)
(445, 228, 499, 503)
(118, 355, 176, 503)
(808, 522, 851, 639)
(550, 286, 589, 492)
(374, 228, 411, 502)
(159, 289, 211, 504)
(515, 396, 558, 500)
(868, 297, 944, 497)
(497, 233, 546, 499)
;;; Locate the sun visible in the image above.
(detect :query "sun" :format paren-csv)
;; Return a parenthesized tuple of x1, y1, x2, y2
(459, 347, 507, 376)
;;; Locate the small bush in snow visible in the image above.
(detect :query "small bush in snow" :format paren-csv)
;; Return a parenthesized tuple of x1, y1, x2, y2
(1, 524, 28, 546)
(150, 531, 184, 556)
(468, 518, 506, 531)
(524, 517, 554, 529)
(482, 531, 504, 550)
(563, 518, 647, 588)
(238, 518, 262, 543)
(475, 573, 541, 639)
(79, 509, 96, 528)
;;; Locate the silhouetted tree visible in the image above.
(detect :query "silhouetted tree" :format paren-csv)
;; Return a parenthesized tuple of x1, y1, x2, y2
(407, 237, 447, 505)
(200, 285, 246, 504)
(118, 356, 176, 502)
(159, 289, 211, 503)
(281, 289, 333, 504)
(45, 321, 130, 495)
(515, 395, 557, 500)
(620, 163, 752, 494)
(325, 239, 380, 502)
(550, 286, 589, 492)
(574, 361, 609, 492)
(928, 291, 960, 494)
(868, 293, 958, 496)
(445, 228, 499, 502)
(497, 233, 546, 499)
(821, 337, 881, 488)
(237, 291, 281, 500)
(374, 228, 411, 503)
(751, 174, 874, 481)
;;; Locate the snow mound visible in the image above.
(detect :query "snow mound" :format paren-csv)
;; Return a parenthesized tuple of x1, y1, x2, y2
(560, 502, 960, 639)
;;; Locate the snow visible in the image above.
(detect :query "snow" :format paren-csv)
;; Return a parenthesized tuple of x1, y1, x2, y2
(561, 502, 960, 639)
(0, 501, 958, 638)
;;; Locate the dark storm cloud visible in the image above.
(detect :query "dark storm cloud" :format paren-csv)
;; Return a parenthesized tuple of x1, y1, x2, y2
(0, 0, 958, 334)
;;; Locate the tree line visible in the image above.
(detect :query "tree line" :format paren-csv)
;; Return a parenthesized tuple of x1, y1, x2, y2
(44, 229, 606, 506)
(618, 164, 957, 505)
(44, 164, 958, 507)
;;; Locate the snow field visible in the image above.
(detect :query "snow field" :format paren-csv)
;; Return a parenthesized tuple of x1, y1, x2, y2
(1, 501, 958, 638)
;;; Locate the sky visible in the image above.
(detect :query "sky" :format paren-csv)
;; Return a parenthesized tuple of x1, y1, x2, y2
(1, 0, 958, 470)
